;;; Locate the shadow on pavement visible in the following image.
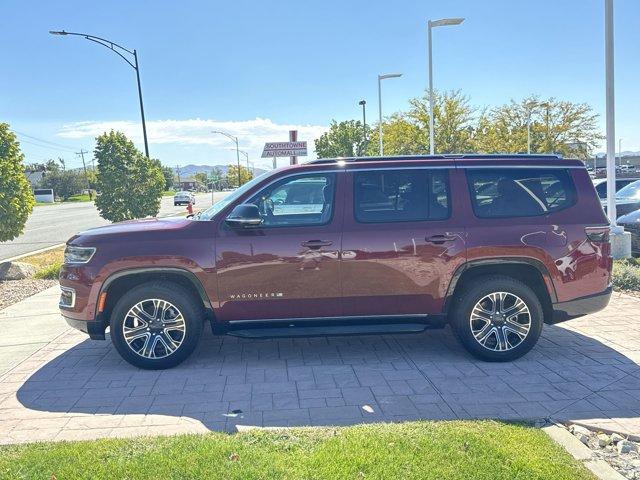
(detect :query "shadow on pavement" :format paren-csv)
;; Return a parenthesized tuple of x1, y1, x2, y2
(16, 323, 640, 434)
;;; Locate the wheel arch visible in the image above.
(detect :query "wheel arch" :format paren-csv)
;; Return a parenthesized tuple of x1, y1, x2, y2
(443, 258, 557, 322)
(97, 268, 213, 326)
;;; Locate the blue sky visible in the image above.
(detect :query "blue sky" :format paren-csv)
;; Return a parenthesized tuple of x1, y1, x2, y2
(2, 0, 640, 171)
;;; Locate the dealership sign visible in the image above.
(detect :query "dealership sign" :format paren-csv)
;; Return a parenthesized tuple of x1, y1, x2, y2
(261, 141, 307, 158)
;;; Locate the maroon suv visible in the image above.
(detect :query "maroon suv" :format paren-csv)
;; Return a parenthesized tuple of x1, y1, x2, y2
(59, 155, 612, 369)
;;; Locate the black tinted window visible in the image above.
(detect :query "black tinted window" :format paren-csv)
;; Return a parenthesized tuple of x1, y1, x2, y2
(354, 169, 449, 223)
(467, 168, 576, 218)
(247, 173, 336, 227)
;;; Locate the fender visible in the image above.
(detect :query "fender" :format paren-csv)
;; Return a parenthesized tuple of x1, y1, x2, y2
(442, 257, 558, 314)
(97, 267, 213, 319)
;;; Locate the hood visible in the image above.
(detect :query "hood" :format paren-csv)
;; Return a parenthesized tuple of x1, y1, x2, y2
(70, 217, 191, 242)
(618, 209, 640, 225)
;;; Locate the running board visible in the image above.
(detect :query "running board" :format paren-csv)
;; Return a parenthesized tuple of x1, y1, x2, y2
(226, 323, 428, 339)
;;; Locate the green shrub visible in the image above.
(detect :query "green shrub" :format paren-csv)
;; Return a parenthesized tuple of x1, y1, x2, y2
(34, 262, 62, 280)
(612, 259, 640, 291)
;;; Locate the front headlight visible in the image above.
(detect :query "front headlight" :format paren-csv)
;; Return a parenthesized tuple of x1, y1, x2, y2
(64, 246, 96, 264)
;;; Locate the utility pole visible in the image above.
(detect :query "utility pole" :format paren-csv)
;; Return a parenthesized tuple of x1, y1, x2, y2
(76, 149, 92, 200)
(176, 165, 181, 185)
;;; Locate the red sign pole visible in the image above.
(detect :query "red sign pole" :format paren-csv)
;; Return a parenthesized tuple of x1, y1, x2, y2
(289, 130, 298, 165)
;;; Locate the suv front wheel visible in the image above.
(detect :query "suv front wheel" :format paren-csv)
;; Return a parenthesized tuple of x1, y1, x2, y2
(109, 282, 204, 369)
(451, 276, 543, 362)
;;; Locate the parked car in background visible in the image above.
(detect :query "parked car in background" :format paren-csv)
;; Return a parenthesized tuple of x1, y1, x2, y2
(592, 177, 640, 200)
(174, 191, 195, 206)
(59, 154, 612, 369)
(602, 179, 640, 218)
(618, 209, 640, 256)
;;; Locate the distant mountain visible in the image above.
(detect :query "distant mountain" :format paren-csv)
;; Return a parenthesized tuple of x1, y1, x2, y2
(595, 151, 640, 158)
(173, 164, 268, 178)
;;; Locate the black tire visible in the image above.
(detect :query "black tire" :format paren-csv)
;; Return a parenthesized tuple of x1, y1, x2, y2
(109, 282, 204, 369)
(450, 275, 543, 362)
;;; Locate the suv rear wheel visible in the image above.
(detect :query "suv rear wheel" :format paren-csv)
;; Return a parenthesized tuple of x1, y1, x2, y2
(109, 282, 204, 369)
(451, 276, 543, 361)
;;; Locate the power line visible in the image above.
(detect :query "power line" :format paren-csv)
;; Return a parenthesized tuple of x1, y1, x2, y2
(11, 129, 79, 151)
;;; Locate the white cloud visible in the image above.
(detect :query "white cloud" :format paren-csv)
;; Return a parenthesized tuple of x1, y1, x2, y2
(57, 118, 328, 159)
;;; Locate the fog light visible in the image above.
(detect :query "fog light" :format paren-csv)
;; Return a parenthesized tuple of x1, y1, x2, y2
(59, 287, 76, 308)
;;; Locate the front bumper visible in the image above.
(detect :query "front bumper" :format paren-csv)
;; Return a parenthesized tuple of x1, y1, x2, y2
(62, 315, 107, 340)
(549, 285, 612, 324)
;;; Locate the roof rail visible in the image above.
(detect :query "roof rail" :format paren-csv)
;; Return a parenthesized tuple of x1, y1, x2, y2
(308, 153, 563, 164)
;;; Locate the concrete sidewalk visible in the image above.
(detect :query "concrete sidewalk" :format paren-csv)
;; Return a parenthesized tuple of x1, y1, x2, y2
(1, 286, 639, 444)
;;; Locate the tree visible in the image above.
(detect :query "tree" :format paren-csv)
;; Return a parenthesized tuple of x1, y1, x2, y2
(314, 120, 368, 158)
(194, 172, 208, 190)
(94, 130, 164, 222)
(0, 123, 35, 242)
(225, 165, 253, 188)
(40, 169, 85, 200)
(161, 165, 175, 190)
(473, 96, 603, 159)
(367, 90, 475, 156)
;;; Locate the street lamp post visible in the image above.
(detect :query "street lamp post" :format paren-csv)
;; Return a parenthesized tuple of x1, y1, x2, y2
(427, 17, 464, 155)
(213, 131, 241, 188)
(49, 30, 150, 158)
(605, 0, 617, 226)
(358, 99, 367, 155)
(377, 73, 402, 156)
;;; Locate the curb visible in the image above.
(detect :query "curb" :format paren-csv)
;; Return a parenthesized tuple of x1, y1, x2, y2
(1, 243, 65, 263)
(543, 424, 626, 480)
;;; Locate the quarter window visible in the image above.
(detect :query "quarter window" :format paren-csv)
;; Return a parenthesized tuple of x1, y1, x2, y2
(466, 168, 576, 218)
(354, 169, 450, 223)
(247, 173, 336, 227)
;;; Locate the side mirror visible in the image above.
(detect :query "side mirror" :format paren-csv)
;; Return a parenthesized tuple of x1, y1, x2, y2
(225, 204, 263, 228)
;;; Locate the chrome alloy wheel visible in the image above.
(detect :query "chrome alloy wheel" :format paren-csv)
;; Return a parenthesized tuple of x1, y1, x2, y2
(469, 292, 531, 352)
(122, 299, 186, 359)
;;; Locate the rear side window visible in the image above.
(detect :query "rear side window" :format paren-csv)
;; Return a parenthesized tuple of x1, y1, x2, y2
(466, 168, 576, 218)
(354, 169, 450, 223)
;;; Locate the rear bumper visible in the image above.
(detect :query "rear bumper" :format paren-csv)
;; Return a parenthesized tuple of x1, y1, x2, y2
(549, 285, 612, 324)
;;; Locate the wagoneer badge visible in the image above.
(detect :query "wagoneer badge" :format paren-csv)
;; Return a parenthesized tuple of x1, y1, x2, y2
(229, 292, 284, 300)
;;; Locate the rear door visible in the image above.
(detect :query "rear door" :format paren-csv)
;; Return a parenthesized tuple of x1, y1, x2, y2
(340, 164, 466, 316)
(215, 170, 344, 321)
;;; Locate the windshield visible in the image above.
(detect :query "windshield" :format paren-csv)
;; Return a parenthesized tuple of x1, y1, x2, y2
(196, 171, 271, 221)
(616, 180, 640, 200)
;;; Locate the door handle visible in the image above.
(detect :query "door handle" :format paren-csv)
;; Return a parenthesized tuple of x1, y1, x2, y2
(301, 240, 333, 248)
(425, 234, 456, 245)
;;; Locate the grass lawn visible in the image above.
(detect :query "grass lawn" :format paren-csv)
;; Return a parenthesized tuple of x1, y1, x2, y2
(66, 193, 93, 202)
(163, 190, 176, 196)
(18, 246, 64, 279)
(0, 421, 593, 480)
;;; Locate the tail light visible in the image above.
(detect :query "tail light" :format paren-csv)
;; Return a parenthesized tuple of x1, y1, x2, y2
(585, 226, 610, 244)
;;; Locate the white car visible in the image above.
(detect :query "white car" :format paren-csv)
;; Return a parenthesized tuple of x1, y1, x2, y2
(174, 191, 195, 206)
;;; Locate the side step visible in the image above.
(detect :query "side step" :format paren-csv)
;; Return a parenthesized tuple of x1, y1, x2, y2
(227, 323, 428, 339)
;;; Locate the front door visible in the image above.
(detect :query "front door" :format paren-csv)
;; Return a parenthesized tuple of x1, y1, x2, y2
(340, 166, 466, 317)
(215, 170, 344, 321)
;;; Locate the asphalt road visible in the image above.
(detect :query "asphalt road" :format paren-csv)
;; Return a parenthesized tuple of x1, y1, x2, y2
(0, 192, 229, 261)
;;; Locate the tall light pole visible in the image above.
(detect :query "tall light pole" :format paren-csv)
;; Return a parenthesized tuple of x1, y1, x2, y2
(50, 30, 150, 158)
(428, 17, 464, 155)
(213, 131, 241, 188)
(377, 73, 402, 156)
(358, 99, 367, 155)
(605, 0, 617, 226)
(618, 138, 623, 167)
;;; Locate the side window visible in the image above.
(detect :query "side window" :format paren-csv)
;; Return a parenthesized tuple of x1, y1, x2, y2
(247, 173, 336, 227)
(354, 169, 450, 223)
(466, 168, 576, 218)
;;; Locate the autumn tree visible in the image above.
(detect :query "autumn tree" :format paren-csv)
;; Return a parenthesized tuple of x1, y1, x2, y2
(0, 123, 35, 242)
(225, 165, 253, 188)
(314, 120, 368, 158)
(94, 131, 164, 222)
(474, 96, 602, 159)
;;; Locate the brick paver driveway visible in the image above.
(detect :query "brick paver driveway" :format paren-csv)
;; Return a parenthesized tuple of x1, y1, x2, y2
(1, 288, 639, 443)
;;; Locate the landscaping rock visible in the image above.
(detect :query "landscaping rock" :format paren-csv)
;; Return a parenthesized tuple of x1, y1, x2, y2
(612, 433, 625, 444)
(618, 440, 637, 455)
(0, 262, 36, 281)
(597, 433, 612, 447)
(575, 432, 590, 445)
(569, 424, 592, 437)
